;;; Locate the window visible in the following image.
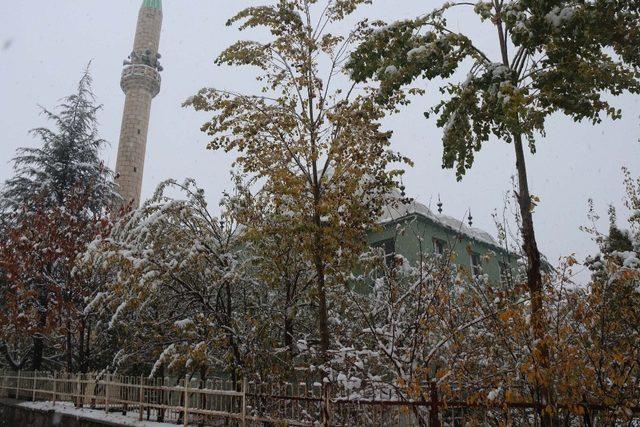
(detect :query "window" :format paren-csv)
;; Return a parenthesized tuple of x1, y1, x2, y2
(470, 252, 482, 277)
(499, 261, 513, 286)
(372, 238, 395, 267)
(433, 238, 446, 256)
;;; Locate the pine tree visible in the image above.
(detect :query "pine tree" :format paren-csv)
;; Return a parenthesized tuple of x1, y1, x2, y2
(604, 206, 634, 254)
(0, 67, 118, 371)
(1, 66, 118, 214)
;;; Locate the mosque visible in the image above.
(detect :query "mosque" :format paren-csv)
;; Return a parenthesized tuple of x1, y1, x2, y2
(114, 0, 518, 285)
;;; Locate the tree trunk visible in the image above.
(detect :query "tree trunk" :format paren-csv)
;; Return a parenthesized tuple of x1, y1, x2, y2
(283, 307, 294, 354)
(66, 313, 73, 372)
(31, 287, 49, 371)
(157, 365, 165, 422)
(85, 320, 92, 372)
(513, 133, 554, 426)
(78, 318, 86, 373)
(313, 221, 330, 357)
(31, 335, 44, 371)
(283, 272, 300, 357)
(224, 282, 241, 388)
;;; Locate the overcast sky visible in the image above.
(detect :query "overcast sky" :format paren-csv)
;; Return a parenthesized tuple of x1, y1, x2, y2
(1, 0, 638, 281)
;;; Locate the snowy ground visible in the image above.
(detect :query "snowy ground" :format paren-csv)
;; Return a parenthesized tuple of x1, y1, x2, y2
(18, 401, 170, 427)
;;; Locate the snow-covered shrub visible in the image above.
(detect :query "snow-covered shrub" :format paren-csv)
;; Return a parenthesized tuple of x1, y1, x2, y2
(81, 179, 259, 382)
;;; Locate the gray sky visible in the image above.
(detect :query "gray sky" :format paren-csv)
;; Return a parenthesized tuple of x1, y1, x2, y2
(1, 1, 638, 281)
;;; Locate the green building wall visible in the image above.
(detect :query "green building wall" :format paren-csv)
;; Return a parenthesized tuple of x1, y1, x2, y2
(367, 213, 519, 285)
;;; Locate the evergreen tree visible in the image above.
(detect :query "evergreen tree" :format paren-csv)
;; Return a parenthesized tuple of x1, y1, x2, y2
(1, 66, 118, 214)
(0, 67, 118, 371)
(604, 206, 634, 254)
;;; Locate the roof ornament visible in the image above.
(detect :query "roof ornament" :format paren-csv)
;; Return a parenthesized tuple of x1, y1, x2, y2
(468, 209, 473, 227)
(437, 195, 443, 214)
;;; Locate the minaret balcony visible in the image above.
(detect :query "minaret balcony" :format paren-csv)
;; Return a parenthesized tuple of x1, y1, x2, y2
(121, 64, 161, 97)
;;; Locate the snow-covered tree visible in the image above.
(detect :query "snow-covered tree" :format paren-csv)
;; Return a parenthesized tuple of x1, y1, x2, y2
(0, 67, 118, 371)
(81, 179, 266, 384)
(186, 0, 411, 357)
(227, 176, 318, 365)
(347, 2, 639, 422)
(576, 168, 640, 418)
(0, 192, 113, 371)
(310, 237, 514, 424)
(1, 66, 118, 214)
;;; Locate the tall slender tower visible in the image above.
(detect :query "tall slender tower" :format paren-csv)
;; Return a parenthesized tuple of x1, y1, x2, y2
(115, 0, 163, 207)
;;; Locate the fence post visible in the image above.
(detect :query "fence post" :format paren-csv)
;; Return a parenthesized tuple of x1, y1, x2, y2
(105, 374, 110, 414)
(429, 381, 441, 427)
(322, 383, 331, 427)
(16, 370, 21, 400)
(32, 372, 37, 402)
(183, 375, 189, 427)
(241, 378, 247, 427)
(139, 376, 144, 422)
(52, 372, 57, 405)
(122, 375, 128, 416)
(76, 373, 82, 408)
(92, 373, 97, 408)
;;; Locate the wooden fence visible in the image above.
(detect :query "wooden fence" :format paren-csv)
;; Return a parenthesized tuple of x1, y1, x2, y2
(1, 371, 639, 426)
(0, 370, 332, 426)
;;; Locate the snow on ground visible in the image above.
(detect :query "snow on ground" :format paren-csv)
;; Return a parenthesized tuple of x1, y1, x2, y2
(19, 401, 169, 427)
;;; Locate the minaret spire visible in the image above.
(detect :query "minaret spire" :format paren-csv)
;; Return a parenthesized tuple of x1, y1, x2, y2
(142, 0, 162, 9)
(115, 0, 163, 208)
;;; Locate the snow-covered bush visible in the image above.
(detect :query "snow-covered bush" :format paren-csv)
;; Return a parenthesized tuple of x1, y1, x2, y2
(81, 179, 260, 382)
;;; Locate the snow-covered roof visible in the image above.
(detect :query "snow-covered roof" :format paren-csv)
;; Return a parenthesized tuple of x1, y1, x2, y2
(379, 198, 499, 248)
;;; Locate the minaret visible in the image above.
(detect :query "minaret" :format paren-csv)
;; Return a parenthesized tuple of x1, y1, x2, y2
(115, 0, 163, 208)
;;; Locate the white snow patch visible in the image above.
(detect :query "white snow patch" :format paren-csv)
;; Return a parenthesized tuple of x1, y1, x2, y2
(545, 6, 576, 28)
(614, 251, 640, 268)
(173, 318, 194, 330)
(108, 301, 127, 329)
(407, 45, 429, 59)
(384, 65, 399, 75)
(487, 387, 501, 401)
(18, 401, 168, 426)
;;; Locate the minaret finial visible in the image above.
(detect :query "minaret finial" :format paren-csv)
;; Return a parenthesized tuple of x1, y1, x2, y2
(142, 0, 162, 9)
(437, 195, 443, 214)
(468, 209, 473, 227)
